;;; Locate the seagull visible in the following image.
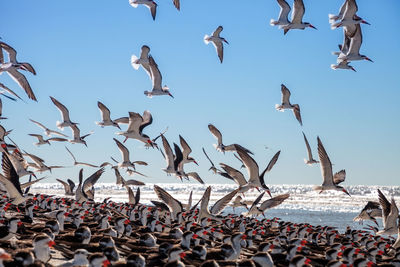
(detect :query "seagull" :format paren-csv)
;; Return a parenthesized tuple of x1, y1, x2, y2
(28, 134, 68, 146)
(144, 55, 173, 98)
(29, 119, 68, 137)
(69, 124, 92, 147)
(113, 138, 147, 169)
(0, 151, 26, 204)
(208, 124, 253, 154)
(65, 146, 98, 167)
(131, 45, 151, 77)
(279, 0, 317, 35)
(302, 132, 319, 165)
(235, 145, 281, 196)
(56, 178, 75, 196)
(275, 84, 302, 126)
(0, 41, 36, 101)
(129, 0, 157, 21)
(116, 111, 155, 146)
(270, 0, 291, 26)
(204, 26, 228, 63)
(376, 189, 399, 236)
(50, 96, 78, 130)
(312, 137, 350, 196)
(95, 101, 121, 129)
(330, 0, 370, 29)
(337, 24, 373, 63)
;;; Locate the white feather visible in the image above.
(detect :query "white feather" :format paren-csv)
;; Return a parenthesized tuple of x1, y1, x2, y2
(131, 55, 140, 70)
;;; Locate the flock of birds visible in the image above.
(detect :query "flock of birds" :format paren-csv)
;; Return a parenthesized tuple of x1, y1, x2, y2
(0, 0, 397, 266)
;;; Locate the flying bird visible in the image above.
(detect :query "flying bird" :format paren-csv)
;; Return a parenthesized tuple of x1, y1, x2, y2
(50, 96, 78, 130)
(0, 151, 25, 204)
(116, 110, 155, 146)
(113, 138, 147, 170)
(129, 0, 157, 21)
(337, 24, 373, 63)
(329, 0, 370, 29)
(131, 45, 151, 77)
(270, 0, 291, 27)
(65, 146, 98, 168)
(144, 56, 173, 98)
(376, 189, 399, 236)
(28, 134, 68, 146)
(312, 137, 350, 196)
(204, 26, 228, 63)
(29, 119, 68, 137)
(278, 0, 317, 35)
(69, 124, 92, 147)
(56, 178, 75, 196)
(208, 124, 253, 154)
(302, 132, 319, 165)
(95, 101, 121, 129)
(275, 84, 302, 126)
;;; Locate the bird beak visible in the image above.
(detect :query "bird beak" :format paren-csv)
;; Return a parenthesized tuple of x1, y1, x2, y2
(0, 253, 11, 260)
(123, 136, 128, 143)
(342, 189, 351, 197)
(266, 189, 272, 198)
(309, 24, 317, 30)
(102, 259, 111, 267)
(365, 57, 374, 62)
(194, 160, 198, 166)
(168, 92, 174, 98)
(372, 218, 378, 227)
(350, 66, 357, 72)
(361, 20, 370, 25)
(223, 39, 229, 44)
(147, 140, 154, 148)
(48, 240, 56, 247)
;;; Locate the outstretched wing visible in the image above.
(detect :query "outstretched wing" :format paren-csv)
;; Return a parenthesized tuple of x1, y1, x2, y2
(210, 188, 239, 215)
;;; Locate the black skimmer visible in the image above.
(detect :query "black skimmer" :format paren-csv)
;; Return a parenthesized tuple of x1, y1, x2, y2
(204, 26, 228, 63)
(248, 193, 290, 217)
(219, 163, 247, 188)
(154, 184, 183, 221)
(65, 146, 98, 168)
(160, 135, 183, 177)
(58, 248, 90, 267)
(208, 124, 253, 154)
(0, 151, 26, 205)
(29, 119, 68, 137)
(113, 138, 147, 170)
(56, 178, 75, 196)
(198, 186, 239, 221)
(377, 189, 398, 236)
(50, 96, 78, 130)
(116, 110, 155, 146)
(329, 0, 370, 29)
(32, 234, 55, 263)
(270, 0, 291, 27)
(129, 0, 157, 21)
(28, 134, 67, 146)
(302, 132, 319, 165)
(278, 0, 317, 35)
(337, 24, 373, 63)
(131, 45, 151, 77)
(68, 124, 92, 147)
(235, 145, 281, 196)
(202, 147, 218, 174)
(275, 84, 302, 126)
(75, 168, 105, 203)
(0, 41, 36, 101)
(313, 137, 350, 196)
(353, 201, 381, 226)
(95, 101, 121, 129)
(0, 217, 22, 240)
(144, 55, 173, 98)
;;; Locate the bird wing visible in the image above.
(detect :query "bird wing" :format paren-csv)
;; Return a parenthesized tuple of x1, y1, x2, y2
(139, 110, 152, 134)
(347, 24, 363, 56)
(48, 137, 68, 142)
(124, 179, 145, 186)
(114, 117, 129, 124)
(208, 124, 223, 146)
(342, 0, 358, 20)
(50, 96, 71, 122)
(210, 188, 239, 215)
(333, 169, 346, 185)
(302, 132, 313, 160)
(114, 138, 130, 163)
(114, 168, 124, 185)
(317, 137, 334, 186)
(161, 135, 174, 169)
(82, 168, 105, 192)
(259, 193, 290, 211)
(202, 148, 215, 167)
(28, 134, 45, 143)
(173, 0, 180, 10)
(67, 179, 75, 192)
(0, 42, 17, 62)
(97, 101, 111, 122)
(235, 145, 259, 184)
(186, 172, 205, 184)
(154, 185, 183, 218)
(200, 186, 212, 214)
(173, 143, 183, 171)
(259, 151, 281, 189)
(2, 152, 23, 196)
(20, 63, 36, 75)
(56, 178, 72, 195)
(212, 41, 224, 63)
(293, 104, 302, 126)
(212, 26, 223, 37)
(220, 163, 247, 186)
(281, 84, 291, 105)
(0, 82, 22, 100)
(187, 191, 192, 210)
(378, 189, 391, 225)
(148, 55, 162, 90)
(126, 185, 135, 204)
(249, 192, 266, 213)
(127, 112, 143, 133)
(65, 146, 77, 163)
(149, 2, 157, 20)
(291, 0, 305, 24)
(6, 67, 36, 101)
(179, 135, 192, 159)
(386, 198, 399, 230)
(360, 201, 381, 213)
(277, 0, 291, 23)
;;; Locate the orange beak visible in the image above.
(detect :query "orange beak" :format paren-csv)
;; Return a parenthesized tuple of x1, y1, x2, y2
(48, 240, 56, 247)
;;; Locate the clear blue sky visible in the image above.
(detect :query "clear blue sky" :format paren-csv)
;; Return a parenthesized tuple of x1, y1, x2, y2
(1, 1, 399, 186)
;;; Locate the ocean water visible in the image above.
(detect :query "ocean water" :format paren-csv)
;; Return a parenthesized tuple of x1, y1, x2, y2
(30, 183, 400, 233)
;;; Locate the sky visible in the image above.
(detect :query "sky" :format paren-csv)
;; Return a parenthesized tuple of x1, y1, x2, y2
(1, 0, 399, 186)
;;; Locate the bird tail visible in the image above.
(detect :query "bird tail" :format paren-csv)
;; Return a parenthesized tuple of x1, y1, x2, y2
(129, 0, 138, 8)
(270, 19, 277, 26)
(328, 14, 338, 23)
(304, 158, 308, 164)
(275, 104, 283, 111)
(330, 22, 341, 30)
(331, 51, 340, 56)
(330, 64, 338, 70)
(131, 55, 140, 70)
(203, 35, 210, 44)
